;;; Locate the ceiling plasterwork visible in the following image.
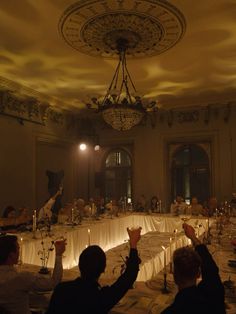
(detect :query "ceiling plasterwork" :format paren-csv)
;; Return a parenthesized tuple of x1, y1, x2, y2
(59, 0, 186, 58)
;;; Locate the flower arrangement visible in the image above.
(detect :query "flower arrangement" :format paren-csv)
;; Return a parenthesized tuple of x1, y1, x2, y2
(38, 230, 55, 274)
(37, 230, 66, 274)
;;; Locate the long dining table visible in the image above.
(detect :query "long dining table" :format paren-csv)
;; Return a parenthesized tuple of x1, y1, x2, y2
(18, 213, 211, 269)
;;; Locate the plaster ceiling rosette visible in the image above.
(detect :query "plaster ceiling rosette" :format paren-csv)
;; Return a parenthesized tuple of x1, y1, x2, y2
(58, 0, 186, 58)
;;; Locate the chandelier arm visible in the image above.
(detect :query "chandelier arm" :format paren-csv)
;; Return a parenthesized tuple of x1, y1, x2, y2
(124, 77, 134, 105)
(108, 57, 122, 92)
(114, 61, 120, 91)
(102, 57, 122, 104)
(124, 55, 137, 93)
(121, 50, 135, 104)
(116, 51, 127, 104)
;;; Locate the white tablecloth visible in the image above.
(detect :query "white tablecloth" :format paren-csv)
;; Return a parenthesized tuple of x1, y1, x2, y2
(19, 214, 210, 269)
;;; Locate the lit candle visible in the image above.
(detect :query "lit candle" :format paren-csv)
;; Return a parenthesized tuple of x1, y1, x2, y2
(88, 228, 91, 246)
(174, 229, 178, 248)
(71, 208, 74, 223)
(169, 237, 173, 273)
(33, 210, 37, 232)
(161, 245, 167, 274)
(19, 237, 23, 264)
(92, 203, 95, 216)
(169, 237, 172, 258)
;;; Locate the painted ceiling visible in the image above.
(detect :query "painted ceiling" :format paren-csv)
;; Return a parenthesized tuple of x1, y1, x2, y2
(0, 0, 235, 113)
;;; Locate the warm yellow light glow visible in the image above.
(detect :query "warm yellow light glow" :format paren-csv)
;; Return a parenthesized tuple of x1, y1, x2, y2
(79, 143, 87, 151)
(94, 145, 100, 151)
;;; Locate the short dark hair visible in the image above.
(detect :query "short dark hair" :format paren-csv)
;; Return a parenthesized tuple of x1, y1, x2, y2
(0, 235, 18, 264)
(2, 206, 16, 218)
(79, 245, 106, 280)
(173, 246, 201, 285)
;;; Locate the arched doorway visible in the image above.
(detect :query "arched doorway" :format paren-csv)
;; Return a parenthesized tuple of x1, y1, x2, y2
(104, 149, 132, 203)
(171, 144, 210, 204)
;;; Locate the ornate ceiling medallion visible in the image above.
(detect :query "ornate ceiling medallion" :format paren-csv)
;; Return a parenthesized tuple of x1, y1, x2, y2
(59, 0, 186, 58)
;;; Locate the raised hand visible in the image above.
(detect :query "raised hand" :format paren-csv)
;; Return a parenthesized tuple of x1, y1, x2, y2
(127, 227, 142, 248)
(183, 223, 201, 246)
(54, 239, 67, 256)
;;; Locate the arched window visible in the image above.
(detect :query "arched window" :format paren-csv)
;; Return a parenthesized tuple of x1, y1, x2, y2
(104, 149, 132, 203)
(171, 144, 210, 204)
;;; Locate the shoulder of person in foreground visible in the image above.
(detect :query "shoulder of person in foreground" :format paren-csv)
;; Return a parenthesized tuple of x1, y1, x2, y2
(98, 227, 142, 312)
(183, 223, 225, 305)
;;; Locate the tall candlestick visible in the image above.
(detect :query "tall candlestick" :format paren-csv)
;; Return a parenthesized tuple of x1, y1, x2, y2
(88, 228, 91, 246)
(71, 208, 74, 224)
(161, 245, 167, 274)
(19, 237, 23, 265)
(92, 203, 95, 216)
(33, 210, 37, 232)
(169, 237, 173, 273)
(174, 229, 178, 248)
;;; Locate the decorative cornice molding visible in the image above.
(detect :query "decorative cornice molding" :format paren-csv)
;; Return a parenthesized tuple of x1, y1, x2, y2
(0, 88, 77, 127)
(0, 89, 45, 125)
(177, 110, 199, 123)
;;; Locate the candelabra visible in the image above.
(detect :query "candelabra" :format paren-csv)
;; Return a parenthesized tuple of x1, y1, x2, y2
(161, 272, 170, 294)
(161, 246, 170, 294)
(203, 217, 212, 245)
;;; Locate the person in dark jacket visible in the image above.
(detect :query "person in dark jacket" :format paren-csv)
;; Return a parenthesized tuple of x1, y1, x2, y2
(46, 227, 141, 314)
(162, 223, 225, 314)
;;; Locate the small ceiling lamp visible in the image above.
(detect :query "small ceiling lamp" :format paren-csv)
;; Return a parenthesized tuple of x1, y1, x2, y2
(94, 144, 100, 151)
(79, 143, 87, 151)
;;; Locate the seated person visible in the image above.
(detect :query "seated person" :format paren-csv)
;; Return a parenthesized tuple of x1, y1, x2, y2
(170, 196, 187, 215)
(38, 188, 62, 222)
(135, 194, 147, 212)
(0, 206, 30, 232)
(161, 223, 225, 314)
(83, 198, 98, 217)
(202, 196, 218, 217)
(89, 198, 97, 216)
(0, 206, 17, 232)
(189, 197, 203, 216)
(46, 227, 141, 314)
(105, 199, 119, 216)
(230, 192, 236, 215)
(2, 206, 17, 218)
(77, 198, 85, 217)
(0, 235, 66, 314)
(58, 202, 72, 223)
(150, 196, 160, 213)
(96, 197, 106, 215)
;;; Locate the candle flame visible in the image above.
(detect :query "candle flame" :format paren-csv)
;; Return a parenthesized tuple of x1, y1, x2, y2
(161, 245, 166, 250)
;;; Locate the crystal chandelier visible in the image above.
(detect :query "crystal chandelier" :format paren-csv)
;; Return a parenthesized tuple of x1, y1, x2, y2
(59, 0, 186, 130)
(87, 38, 156, 131)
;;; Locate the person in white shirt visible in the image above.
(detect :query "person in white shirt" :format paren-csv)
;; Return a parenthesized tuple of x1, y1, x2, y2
(38, 188, 62, 222)
(0, 234, 66, 314)
(170, 196, 187, 215)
